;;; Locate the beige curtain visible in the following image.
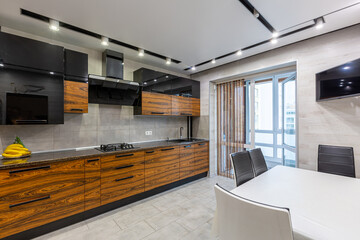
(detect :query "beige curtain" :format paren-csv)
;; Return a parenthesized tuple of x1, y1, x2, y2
(216, 80, 246, 178)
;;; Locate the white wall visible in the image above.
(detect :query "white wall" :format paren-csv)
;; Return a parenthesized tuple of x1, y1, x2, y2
(192, 24, 360, 176)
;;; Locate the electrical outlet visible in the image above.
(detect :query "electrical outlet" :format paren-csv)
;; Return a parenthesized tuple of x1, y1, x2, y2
(145, 131, 152, 136)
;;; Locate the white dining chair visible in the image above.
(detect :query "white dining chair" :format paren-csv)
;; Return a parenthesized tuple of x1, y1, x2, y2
(214, 184, 294, 240)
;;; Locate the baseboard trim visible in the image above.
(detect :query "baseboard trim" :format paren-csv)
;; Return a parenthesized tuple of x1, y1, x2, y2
(3, 172, 208, 240)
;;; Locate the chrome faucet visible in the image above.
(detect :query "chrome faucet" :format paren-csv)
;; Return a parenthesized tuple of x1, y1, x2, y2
(180, 127, 184, 139)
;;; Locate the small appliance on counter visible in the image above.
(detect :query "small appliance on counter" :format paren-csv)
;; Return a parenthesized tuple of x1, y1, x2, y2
(95, 143, 137, 152)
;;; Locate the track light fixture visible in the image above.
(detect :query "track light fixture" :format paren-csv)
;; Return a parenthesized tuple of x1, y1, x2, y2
(253, 9, 260, 18)
(272, 31, 279, 38)
(236, 50, 243, 56)
(166, 58, 171, 65)
(138, 49, 145, 57)
(49, 19, 59, 31)
(315, 17, 325, 29)
(211, 59, 216, 64)
(191, 66, 196, 71)
(101, 36, 109, 46)
(271, 38, 278, 44)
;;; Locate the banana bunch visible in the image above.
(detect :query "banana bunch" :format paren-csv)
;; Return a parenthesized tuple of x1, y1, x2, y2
(2, 144, 31, 159)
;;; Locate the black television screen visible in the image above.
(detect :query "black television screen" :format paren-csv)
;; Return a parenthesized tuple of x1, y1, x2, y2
(6, 93, 48, 124)
(316, 58, 360, 101)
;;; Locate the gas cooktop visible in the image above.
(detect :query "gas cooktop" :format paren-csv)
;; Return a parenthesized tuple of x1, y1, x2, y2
(95, 143, 138, 152)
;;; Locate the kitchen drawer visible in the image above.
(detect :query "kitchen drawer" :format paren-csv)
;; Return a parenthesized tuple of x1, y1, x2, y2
(141, 91, 172, 115)
(101, 169, 144, 205)
(180, 144, 195, 180)
(85, 157, 101, 211)
(64, 80, 88, 113)
(0, 160, 84, 239)
(101, 151, 144, 177)
(193, 142, 209, 175)
(145, 146, 179, 168)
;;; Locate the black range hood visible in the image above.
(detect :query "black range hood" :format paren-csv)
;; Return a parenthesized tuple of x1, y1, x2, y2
(88, 50, 141, 106)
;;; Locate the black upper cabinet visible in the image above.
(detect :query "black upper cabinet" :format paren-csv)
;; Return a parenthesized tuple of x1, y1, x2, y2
(0, 32, 64, 73)
(133, 68, 200, 98)
(64, 49, 88, 82)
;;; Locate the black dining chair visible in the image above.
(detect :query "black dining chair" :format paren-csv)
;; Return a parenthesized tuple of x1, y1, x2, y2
(318, 144, 355, 178)
(249, 148, 268, 176)
(230, 151, 255, 187)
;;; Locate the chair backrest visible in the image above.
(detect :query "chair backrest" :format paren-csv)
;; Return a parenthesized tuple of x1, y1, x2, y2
(230, 151, 254, 186)
(214, 184, 294, 240)
(249, 148, 268, 176)
(318, 145, 355, 178)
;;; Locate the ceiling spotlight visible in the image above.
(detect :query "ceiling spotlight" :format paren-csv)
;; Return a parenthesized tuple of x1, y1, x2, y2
(154, 79, 157, 82)
(271, 38, 278, 44)
(236, 50, 243, 56)
(0, 63, 4, 67)
(166, 75, 169, 78)
(144, 82, 147, 85)
(49, 71, 54, 75)
(101, 36, 109, 46)
(340, 79, 345, 82)
(122, 62, 124, 65)
(272, 31, 279, 38)
(138, 49, 145, 57)
(166, 58, 171, 65)
(49, 19, 59, 31)
(315, 17, 324, 30)
(0, 60, 4, 67)
(343, 66, 350, 70)
(253, 9, 260, 18)
(211, 59, 216, 64)
(348, 82, 352, 84)
(191, 66, 196, 71)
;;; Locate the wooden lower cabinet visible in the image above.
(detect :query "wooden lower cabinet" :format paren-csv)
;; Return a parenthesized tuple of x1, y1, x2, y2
(85, 157, 101, 211)
(144, 146, 180, 191)
(179, 144, 195, 180)
(0, 159, 85, 239)
(64, 80, 88, 113)
(193, 142, 209, 175)
(100, 151, 145, 205)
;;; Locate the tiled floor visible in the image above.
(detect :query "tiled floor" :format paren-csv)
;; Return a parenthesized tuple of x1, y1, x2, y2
(34, 175, 234, 240)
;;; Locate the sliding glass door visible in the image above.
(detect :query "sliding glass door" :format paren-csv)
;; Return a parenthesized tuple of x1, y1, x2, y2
(246, 72, 297, 168)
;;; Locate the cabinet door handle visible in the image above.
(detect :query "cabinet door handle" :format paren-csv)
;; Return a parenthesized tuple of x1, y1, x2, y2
(184, 145, 192, 148)
(116, 153, 134, 158)
(9, 195, 50, 208)
(71, 108, 84, 112)
(161, 148, 175, 151)
(87, 158, 100, 163)
(151, 112, 165, 114)
(115, 164, 134, 170)
(199, 143, 206, 146)
(115, 176, 134, 182)
(181, 113, 192, 116)
(9, 165, 51, 174)
(146, 150, 155, 154)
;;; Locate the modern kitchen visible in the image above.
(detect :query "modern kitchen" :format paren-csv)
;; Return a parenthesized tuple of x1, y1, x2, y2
(1, 0, 360, 240)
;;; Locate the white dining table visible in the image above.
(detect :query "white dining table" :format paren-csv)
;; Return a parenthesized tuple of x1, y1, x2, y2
(230, 165, 360, 240)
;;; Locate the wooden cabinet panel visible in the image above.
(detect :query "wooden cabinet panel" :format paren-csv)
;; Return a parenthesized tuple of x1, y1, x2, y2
(85, 157, 101, 211)
(0, 160, 84, 239)
(172, 96, 193, 116)
(141, 91, 172, 115)
(193, 142, 209, 175)
(180, 144, 195, 180)
(64, 80, 88, 113)
(145, 146, 180, 191)
(101, 151, 145, 205)
(192, 98, 200, 116)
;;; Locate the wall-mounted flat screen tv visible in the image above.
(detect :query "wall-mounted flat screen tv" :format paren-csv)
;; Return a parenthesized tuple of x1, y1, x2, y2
(316, 58, 360, 101)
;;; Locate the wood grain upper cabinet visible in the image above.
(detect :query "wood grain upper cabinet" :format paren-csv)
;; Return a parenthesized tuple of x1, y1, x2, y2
(85, 157, 101, 211)
(172, 96, 193, 116)
(192, 98, 200, 116)
(144, 146, 180, 191)
(139, 91, 172, 115)
(64, 80, 88, 113)
(0, 160, 85, 239)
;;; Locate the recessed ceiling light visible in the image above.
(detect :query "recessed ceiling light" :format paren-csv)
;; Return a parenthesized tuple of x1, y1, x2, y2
(138, 49, 145, 57)
(272, 32, 279, 38)
(343, 66, 350, 70)
(211, 59, 216, 64)
(166, 58, 171, 65)
(236, 50, 243, 56)
(0, 63, 4, 67)
(49, 71, 54, 75)
(166, 75, 169, 78)
(315, 17, 324, 30)
(191, 66, 196, 71)
(49, 19, 59, 31)
(101, 36, 109, 46)
(271, 38, 278, 44)
(154, 79, 157, 82)
(144, 82, 147, 85)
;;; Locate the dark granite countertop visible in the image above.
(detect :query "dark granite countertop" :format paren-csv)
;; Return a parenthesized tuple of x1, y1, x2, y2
(0, 139, 208, 170)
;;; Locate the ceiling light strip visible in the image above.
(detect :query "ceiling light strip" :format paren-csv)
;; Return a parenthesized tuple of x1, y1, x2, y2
(184, 22, 316, 71)
(238, 0, 276, 33)
(20, 8, 181, 64)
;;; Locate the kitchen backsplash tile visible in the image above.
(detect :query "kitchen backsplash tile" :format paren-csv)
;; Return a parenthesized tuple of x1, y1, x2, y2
(0, 104, 188, 152)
